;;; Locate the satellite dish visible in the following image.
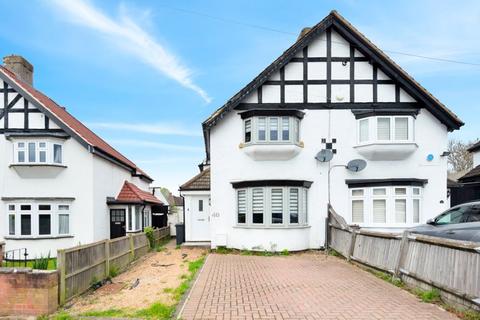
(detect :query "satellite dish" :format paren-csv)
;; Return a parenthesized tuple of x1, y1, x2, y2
(346, 159, 367, 172)
(315, 149, 334, 162)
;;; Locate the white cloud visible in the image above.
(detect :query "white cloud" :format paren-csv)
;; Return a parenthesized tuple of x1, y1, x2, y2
(88, 121, 202, 136)
(109, 139, 203, 152)
(48, 0, 211, 103)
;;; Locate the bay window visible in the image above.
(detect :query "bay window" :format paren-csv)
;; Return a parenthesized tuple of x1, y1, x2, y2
(240, 110, 304, 145)
(235, 182, 310, 228)
(13, 140, 64, 165)
(349, 186, 423, 226)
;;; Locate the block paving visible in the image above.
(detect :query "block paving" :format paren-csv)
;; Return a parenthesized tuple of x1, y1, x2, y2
(179, 253, 458, 320)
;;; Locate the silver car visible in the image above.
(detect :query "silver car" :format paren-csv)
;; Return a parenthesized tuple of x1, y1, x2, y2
(409, 202, 480, 242)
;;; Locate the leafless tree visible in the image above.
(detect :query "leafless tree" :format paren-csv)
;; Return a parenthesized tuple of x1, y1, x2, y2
(448, 139, 475, 172)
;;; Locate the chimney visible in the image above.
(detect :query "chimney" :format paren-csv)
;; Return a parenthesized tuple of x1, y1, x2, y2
(3, 55, 34, 85)
(297, 27, 312, 41)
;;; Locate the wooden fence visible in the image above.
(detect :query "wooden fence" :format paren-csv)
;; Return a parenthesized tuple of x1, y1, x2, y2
(327, 206, 480, 310)
(57, 227, 170, 304)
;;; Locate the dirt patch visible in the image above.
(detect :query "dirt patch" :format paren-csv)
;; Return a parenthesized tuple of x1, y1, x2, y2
(66, 240, 207, 315)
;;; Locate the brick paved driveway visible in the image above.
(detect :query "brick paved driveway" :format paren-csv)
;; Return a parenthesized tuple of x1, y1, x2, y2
(178, 253, 457, 320)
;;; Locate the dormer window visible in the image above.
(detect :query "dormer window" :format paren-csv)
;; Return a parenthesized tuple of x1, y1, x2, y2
(358, 116, 414, 144)
(13, 140, 64, 165)
(241, 110, 304, 145)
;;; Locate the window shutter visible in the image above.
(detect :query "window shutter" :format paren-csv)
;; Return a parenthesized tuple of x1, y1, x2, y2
(244, 119, 252, 143)
(413, 199, 420, 223)
(271, 188, 283, 224)
(377, 118, 391, 140)
(289, 188, 299, 224)
(303, 189, 308, 223)
(395, 199, 406, 223)
(373, 200, 386, 223)
(237, 190, 247, 224)
(352, 200, 364, 223)
(252, 188, 264, 224)
(395, 118, 408, 140)
(359, 119, 369, 142)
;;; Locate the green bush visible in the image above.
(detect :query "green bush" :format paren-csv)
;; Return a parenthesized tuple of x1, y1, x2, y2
(144, 226, 155, 249)
(108, 266, 119, 279)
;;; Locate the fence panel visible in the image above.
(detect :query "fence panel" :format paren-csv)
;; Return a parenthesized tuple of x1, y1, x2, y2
(402, 236, 480, 300)
(329, 226, 351, 257)
(352, 233, 401, 272)
(328, 224, 480, 309)
(58, 226, 170, 305)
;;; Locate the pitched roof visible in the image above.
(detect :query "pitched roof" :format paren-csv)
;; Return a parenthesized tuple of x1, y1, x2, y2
(116, 181, 163, 205)
(468, 141, 480, 153)
(173, 195, 183, 206)
(0, 66, 152, 182)
(459, 165, 480, 182)
(179, 167, 210, 191)
(201, 10, 463, 159)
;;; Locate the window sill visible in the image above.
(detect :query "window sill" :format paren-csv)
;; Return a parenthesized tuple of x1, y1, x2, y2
(233, 225, 311, 230)
(9, 163, 67, 168)
(241, 143, 303, 161)
(4, 235, 74, 240)
(354, 142, 417, 161)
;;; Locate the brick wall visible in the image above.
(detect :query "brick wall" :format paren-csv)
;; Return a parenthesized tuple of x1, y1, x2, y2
(0, 268, 58, 316)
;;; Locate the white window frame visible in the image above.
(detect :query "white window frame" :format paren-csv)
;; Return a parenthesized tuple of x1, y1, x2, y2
(357, 116, 414, 145)
(236, 186, 309, 228)
(244, 116, 301, 145)
(12, 140, 65, 165)
(5, 201, 72, 239)
(349, 186, 423, 227)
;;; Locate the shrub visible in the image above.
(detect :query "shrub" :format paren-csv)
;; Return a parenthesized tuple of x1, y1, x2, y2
(31, 252, 51, 270)
(108, 266, 119, 279)
(144, 226, 155, 249)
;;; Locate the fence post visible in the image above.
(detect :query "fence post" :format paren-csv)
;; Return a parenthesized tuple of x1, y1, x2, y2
(57, 249, 66, 306)
(347, 231, 357, 262)
(394, 231, 409, 277)
(105, 240, 110, 279)
(129, 235, 135, 261)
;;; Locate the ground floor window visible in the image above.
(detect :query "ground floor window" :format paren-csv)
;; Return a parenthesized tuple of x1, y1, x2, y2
(350, 186, 422, 225)
(126, 205, 148, 232)
(236, 186, 308, 227)
(5, 202, 72, 238)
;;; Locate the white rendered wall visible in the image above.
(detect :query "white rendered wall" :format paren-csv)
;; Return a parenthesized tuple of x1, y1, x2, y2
(0, 136, 95, 257)
(209, 108, 449, 251)
(92, 156, 150, 242)
(473, 151, 480, 167)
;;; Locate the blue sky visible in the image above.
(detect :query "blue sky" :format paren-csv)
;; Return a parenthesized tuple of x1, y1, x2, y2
(1, 0, 479, 192)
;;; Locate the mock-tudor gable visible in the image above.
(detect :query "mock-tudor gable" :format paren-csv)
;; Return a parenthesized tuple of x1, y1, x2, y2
(202, 11, 463, 160)
(0, 65, 152, 182)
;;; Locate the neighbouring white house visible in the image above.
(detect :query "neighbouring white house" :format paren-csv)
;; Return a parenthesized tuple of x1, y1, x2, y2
(0, 55, 163, 258)
(180, 11, 463, 251)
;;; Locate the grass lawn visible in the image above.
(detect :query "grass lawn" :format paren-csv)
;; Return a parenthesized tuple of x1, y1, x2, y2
(2, 258, 57, 270)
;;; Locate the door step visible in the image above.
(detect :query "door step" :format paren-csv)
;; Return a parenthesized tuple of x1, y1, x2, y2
(181, 241, 211, 248)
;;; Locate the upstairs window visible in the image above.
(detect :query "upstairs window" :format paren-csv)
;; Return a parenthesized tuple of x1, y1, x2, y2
(357, 116, 413, 144)
(242, 116, 302, 144)
(13, 141, 64, 165)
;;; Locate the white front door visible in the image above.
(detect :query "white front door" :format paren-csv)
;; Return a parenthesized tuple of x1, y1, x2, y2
(188, 195, 210, 241)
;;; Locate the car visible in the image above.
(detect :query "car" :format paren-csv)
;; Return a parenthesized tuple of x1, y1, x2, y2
(409, 201, 480, 243)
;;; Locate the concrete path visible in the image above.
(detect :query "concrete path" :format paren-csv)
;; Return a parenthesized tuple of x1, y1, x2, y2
(179, 253, 457, 320)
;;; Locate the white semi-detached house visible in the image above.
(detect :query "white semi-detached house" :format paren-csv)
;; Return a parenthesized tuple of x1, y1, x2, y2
(180, 11, 464, 251)
(0, 55, 163, 258)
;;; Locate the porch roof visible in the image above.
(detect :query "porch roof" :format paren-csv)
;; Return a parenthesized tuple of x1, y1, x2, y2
(110, 181, 163, 205)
